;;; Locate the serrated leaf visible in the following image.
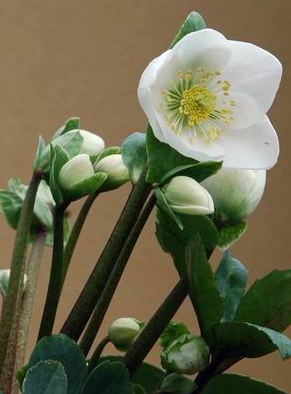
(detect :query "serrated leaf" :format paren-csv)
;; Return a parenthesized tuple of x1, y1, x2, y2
(28, 334, 87, 394)
(170, 12, 206, 48)
(161, 373, 197, 393)
(217, 221, 247, 250)
(122, 132, 147, 184)
(235, 270, 291, 332)
(52, 117, 80, 140)
(186, 236, 223, 345)
(215, 252, 248, 321)
(160, 322, 190, 350)
(212, 321, 291, 360)
(155, 188, 183, 230)
(82, 361, 132, 394)
(23, 360, 67, 394)
(201, 374, 287, 394)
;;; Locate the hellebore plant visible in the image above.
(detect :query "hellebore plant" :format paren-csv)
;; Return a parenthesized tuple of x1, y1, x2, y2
(0, 11, 290, 394)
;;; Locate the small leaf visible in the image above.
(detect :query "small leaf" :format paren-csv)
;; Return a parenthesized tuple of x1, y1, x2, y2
(52, 117, 80, 140)
(160, 322, 190, 350)
(201, 374, 287, 394)
(155, 188, 183, 230)
(212, 321, 291, 360)
(186, 236, 223, 345)
(215, 251, 248, 321)
(82, 361, 132, 394)
(170, 12, 206, 48)
(28, 334, 87, 394)
(23, 360, 68, 394)
(122, 132, 147, 183)
(161, 373, 197, 393)
(0, 190, 22, 229)
(235, 270, 291, 332)
(217, 221, 248, 250)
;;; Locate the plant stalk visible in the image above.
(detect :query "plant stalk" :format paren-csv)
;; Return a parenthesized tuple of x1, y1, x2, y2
(0, 171, 41, 380)
(124, 277, 188, 375)
(61, 168, 151, 341)
(38, 204, 67, 339)
(79, 193, 156, 355)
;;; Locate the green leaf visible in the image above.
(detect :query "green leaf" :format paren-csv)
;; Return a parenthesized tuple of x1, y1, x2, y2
(62, 172, 107, 202)
(146, 126, 198, 184)
(160, 322, 190, 350)
(122, 133, 147, 183)
(235, 270, 291, 332)
(212, 321, 291, 360)
(33, 135, 47, 170)
(82, 361, 132, 394)
(201, 374, 287, 393)
(186, 236, 223, 345)
(217, 221, 248, 250)
(28, 334, 87, 394)
(161, 373, 197, 393)
(215, 252, 248, 321)
(170, 12, 206, 48)
(160, 161, 222, 186)
(155, 188, 183, 230)
(49, 146, 70, 204)
(52, 117, 80, 140)
(0, 189, 22, 229)
(23, 360, 68, 394)
(95, 146, 121, 163)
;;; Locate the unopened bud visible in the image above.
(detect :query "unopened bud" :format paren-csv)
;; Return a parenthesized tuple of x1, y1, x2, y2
(163, 176, 214, 215)
(67, 129, 105, 156)
(108, 317, 141, 352)
(161, 334, 210, 375)
(201, 168, 266, 222)
(94, 154, 129, 190)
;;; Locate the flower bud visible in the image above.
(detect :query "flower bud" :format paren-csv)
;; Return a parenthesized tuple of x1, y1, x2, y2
(108, 317, 141, 352)
(58, 154, 94, 192)
(0, 269, 27, 298)
(94, 154, 129, 190)
(163, 176, 214, 215)
(161, 334, 210, 375)
(68, 129, 105, 156)
(201, 168, 266, 222)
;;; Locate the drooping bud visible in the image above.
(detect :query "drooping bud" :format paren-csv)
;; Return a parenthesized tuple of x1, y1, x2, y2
(161, 334, 210, 375)
(163, 176, 214, 215)
(108, 317, 141, 352)
(0, 269, 28, 298)
(201, 168, 266, 222)
(67, 129, 105, 156)
(94, 154, 129, 190)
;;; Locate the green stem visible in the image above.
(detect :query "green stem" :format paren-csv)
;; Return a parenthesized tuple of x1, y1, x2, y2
(61, 168, 151, 341)
(79, 193, 156, 356)
(0, 171, 41, 378)
(38, 204, 67, 339)
(88, 336, 110, 373)
(62, 191, 100, 285)
(124, 277, 188, 375)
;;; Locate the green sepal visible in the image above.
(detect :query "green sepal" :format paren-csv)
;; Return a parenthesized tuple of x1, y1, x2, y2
(217, 221, 248, 250)
(33, 135, 46, 171)
(160, 373, 197, 394)
(0, 189, 22, 229)
(121, 132, 147, 184)
(95, 146, 122, 163)
(170, 12, 206, 48)
(23, 360, 68, 394)
(215, 251, 248, 322)
(235, 269, 291, 332)
(49, 146, 70, 205)
(62, 172, 107, 202)
(160, 322, 190, 351)
(155, 188, 183, 230)
(52, 117, 80, 140)
(201, 374, 287, 394)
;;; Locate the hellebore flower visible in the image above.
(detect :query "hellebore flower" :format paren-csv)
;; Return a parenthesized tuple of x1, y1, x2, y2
(94, 154, 129, 190)
(138, 29, 282, 169)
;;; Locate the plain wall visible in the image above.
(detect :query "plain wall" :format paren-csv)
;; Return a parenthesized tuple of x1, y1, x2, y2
(0, 0, 290, 391)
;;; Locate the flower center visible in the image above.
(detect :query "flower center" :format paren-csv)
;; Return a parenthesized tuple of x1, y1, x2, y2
(163, 69, 235, 143)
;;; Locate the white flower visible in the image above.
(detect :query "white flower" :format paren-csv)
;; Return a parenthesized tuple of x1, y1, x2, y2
(138, 29, 282, 169)
(67, 129, 105, 156)
(94, 154, 129, 189)
(58, 154, 95, 192)
(201, 168, 266, 221)
(163, 175, 214, 215)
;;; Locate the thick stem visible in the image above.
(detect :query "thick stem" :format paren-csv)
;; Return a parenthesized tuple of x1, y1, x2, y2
(79, 194, 156, 355)
(62, 191, 100, 284)
(61, 168, 151, 341)
(88, 336, 110, 373)
(124, 277, 188, 375)
(38, 204, 66, 339)
(0, 171, 41, 379)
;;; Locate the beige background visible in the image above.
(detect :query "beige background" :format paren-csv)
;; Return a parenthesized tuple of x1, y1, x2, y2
(0, 0, 290, 391)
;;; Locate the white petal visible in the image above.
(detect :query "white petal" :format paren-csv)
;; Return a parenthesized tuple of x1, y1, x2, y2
(228, 92, 264, 129)
(137, 50, 171, 142)
(219, 116, 279, 169)
(222, 41, 282, 113)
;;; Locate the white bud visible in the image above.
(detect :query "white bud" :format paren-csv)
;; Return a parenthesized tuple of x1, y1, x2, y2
(163, 176, 214, 215)
(94, 154, 129, 190)
(68, 129, 105, 156)
(0, 269, 27, 298)
(108, 317, 141, 352)
(201, 168, 266, 221)
(58, 154, 94, 192)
